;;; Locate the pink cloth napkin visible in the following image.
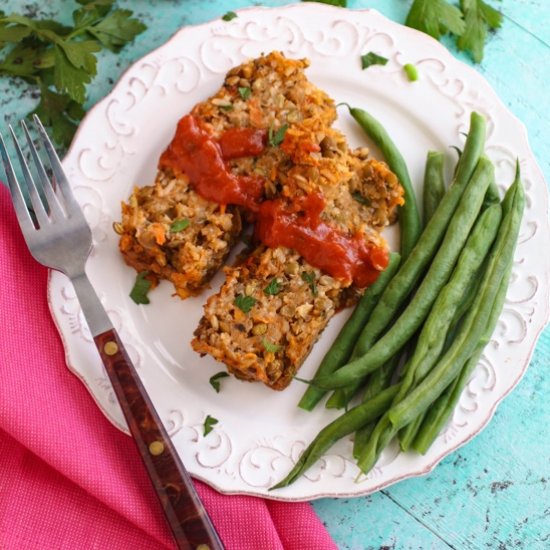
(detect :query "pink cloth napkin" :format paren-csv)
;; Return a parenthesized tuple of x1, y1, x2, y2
(0, 184, 337, 550)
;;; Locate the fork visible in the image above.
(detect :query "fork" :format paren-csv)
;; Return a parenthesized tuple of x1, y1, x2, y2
(0, 116, 224, 550)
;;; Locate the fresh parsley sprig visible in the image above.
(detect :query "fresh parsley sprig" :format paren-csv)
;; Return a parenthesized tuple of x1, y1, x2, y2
(0, 1, 146, 147)
(405, 0, 502, 62)
(457, 0, 503, 63)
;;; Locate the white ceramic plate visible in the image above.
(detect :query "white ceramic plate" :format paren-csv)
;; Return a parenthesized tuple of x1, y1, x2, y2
(49, 4, 550, 500)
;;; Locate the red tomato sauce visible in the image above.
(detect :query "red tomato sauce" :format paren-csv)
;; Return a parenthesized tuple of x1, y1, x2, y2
(159, 115, 264, 211)
(160, 114, 388, 287)
(255, 193, 388, 287)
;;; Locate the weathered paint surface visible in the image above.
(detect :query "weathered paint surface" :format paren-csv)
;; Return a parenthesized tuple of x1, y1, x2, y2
(0, 1, 547, 548)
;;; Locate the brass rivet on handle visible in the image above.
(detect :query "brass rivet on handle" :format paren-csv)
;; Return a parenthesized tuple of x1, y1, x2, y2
(196, 545, 211, 550)
(104, 341, 118, 356)
(149, 441, 165, 456)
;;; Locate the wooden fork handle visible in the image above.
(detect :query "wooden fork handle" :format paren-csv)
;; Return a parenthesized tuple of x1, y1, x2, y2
(94, 328, 224, 550)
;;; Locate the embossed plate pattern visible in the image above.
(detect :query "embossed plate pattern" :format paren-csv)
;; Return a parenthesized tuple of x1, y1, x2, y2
(48, 5, 550, 500)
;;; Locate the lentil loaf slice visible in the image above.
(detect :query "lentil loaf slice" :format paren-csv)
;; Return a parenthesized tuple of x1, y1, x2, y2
(117, 168, 242, 299)
(192, 245, 349, 390)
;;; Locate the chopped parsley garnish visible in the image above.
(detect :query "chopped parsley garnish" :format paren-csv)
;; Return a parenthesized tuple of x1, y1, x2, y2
(209, 372, 230, 393)
(263, 278, 282, 296)
(234, 294, 257, 313)
(238, 87, 251, 100)
(302, 0, 347, 6)
(360, 52, 389, 70)
(404, 63, 419, 82)
(301, 272, 318, 296)
(130, 271, 152, 305)
(220, 103, 233, 111)
(262, 338, 282, 353)
(268, 124, 288, 147)
(352, 191, 370, 206)
(170, 218, 190, 232)
(203, 415, 219, 436)
(222, 11, 238, 21)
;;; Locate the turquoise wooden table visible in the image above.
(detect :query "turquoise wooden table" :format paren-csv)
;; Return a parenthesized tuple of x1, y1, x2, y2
(1, 1, 547, 548)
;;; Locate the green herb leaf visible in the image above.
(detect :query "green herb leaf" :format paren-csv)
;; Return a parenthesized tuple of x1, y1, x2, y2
(263, 278, 282, 296)
(0, 23, 32, 45)
(457, 0, 503, 63)
(351, 191, 370, 206)
(58, 39, 100, 74)
(360, 51, 389, 70)
(234, 294, 257, 313)
(404, 63, 419, 82)
(0, 4, 146, 148)
(209, 371, 230, 393)
(73, 3, 112, 30)
(86, 9, 147, 52)
(170, 218, 190, 232)
(203, 415, 219, 436)
(31, 86, 83, 147)
(222, 11, 238, 21)
(53, 44, 92, 104)
(268, 124, 288, 147)
(0, 44, 46, 77)
(220, 103, 233, 111)
(301, 272, 318, 296)
(405, 0, 465, 41)
(130, 271, 152, 305)
(262, 338, 282, 353)
(302, 0, 347, 7)
(238, 86, 251, 100)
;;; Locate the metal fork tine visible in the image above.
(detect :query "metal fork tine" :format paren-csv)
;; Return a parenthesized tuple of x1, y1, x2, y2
(32, 115, 78, 209)
(21, 120, 66, 220)
(9, 125, 49, 227)
(0, 132, 36, 234)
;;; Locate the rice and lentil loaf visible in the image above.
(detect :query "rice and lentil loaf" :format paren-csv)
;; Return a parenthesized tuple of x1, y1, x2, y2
(117, 52, 336, 298)
(116, 51, 404, 389)
(191, 120, 403, 390)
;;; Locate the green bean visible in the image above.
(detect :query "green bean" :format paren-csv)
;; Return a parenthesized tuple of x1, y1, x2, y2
(398, 411, 425, 451)
(325, 344, 402, 410)
(356, 200, 502, 472)
(484, 180, 501, 206)
(393, 203, 501, 404)
(270, 385, 399, 490)
(348, 106, 421, 260)
(298, 253, 401, 411)
(423, 151, 446, 225)
(335, 113, 486, 367)
(352, 352, 402, 459)
(413, 260, 513, 454)
(397, 271, 483, 451)
(388, 170, 524, 431)
(356, 410, 395, 475)
(325, 385, 354, 409)
(315, 156, 494, 390)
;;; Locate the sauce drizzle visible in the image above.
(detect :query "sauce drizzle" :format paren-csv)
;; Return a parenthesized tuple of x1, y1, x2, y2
(160, 114, 388, 287)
